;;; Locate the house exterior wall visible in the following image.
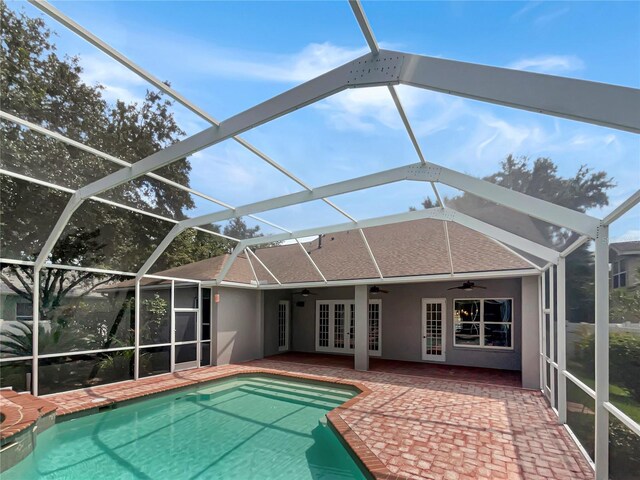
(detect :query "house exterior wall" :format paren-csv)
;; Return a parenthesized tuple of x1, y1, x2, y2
(263, 277, 541, 387)
(213, 286, 262, 365)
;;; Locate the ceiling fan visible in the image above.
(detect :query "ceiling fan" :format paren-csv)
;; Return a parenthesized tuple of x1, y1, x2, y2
(369, 285, 389, 295)
(292, 288, 317, 297)
(447, 281, 487, 291)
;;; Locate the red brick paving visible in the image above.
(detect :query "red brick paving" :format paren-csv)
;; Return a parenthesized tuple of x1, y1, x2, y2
(0, 390, 56, 441)
(268, 353, 523, 388)
(5, 358, 593, 480)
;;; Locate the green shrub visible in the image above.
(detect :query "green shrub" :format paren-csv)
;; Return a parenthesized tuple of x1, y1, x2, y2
(578, 332, 640, 403)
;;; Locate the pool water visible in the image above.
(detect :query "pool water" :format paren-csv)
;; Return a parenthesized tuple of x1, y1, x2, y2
(5, 375, 366, 479)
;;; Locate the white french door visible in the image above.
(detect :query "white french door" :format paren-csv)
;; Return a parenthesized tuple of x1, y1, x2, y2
(422, 298, 446, 362)
(315, 300, 381, 356)
(278, 300, 290, 351)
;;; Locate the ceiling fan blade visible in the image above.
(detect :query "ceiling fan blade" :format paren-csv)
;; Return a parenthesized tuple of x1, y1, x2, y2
(447, 286, 462, 290)
(380, 289, 390, 294)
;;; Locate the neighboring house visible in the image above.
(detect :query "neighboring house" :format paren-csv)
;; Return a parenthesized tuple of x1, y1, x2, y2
(114, 218, 543, 389)
(610, 241, 640, 290)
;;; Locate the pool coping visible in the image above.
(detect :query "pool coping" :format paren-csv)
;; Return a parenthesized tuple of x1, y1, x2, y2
(0, 367, 398, 479)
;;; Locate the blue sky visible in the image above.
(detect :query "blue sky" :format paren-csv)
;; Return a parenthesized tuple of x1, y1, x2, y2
(11, 1, 640, 245)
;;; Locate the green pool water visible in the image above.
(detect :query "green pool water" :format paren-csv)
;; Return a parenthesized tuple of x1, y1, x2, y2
(5, 375, 366, 479)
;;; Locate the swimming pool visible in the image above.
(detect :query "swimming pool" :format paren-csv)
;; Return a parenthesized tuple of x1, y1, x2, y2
(4, 375, 367, 479)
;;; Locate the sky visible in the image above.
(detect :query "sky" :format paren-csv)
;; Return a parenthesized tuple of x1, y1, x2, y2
(9, 0, 640, 247)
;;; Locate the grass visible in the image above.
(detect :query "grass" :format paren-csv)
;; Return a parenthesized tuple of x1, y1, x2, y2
(566, 361, 640, 423)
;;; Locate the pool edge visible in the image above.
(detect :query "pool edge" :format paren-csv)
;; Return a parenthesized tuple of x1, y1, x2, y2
(2, 368, 387, 479)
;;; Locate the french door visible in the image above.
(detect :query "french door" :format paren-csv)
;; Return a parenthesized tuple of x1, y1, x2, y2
(316, 300, 381, 356)
(278, 300, 290, 351)
(422, 298, 446, 362)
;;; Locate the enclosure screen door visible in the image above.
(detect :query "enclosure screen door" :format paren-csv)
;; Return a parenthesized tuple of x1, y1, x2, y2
(173, 283, 200, 372)
(278, 300, 290, 351)
(422, 298, 446, 362)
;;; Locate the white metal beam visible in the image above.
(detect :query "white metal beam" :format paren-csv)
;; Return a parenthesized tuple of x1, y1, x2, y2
(241, 206, 559, 263)
(75, 51, 402, 201)
(0, 111, 291, 235)
(425, 162, 601, 237)
(213, 268, 540, 289)
(397, 50, 640, 133)
(247, 248, 281, 285)
(358, 229, 384, 279)
(348, 1, 444, 206)
(136, 163, 422, 276)
(215, 243, 245, 284)
(28, 0, 358, 226)
(603, 189, 640, 225)
(244, 248, 259, 285)
(0, 167, 239, 242)
(296, 240, 328, 283)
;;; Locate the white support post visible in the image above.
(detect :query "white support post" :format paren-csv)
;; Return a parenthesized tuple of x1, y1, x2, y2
(134, 278, 141, 380)
(197, 285, 202, 367)
(594, 224, 609, 479)
(549, 264, 556, 409)
(354, 285, 369, 371)
(557, 257, 567, 424)
(541, 271, 548, 395)
(31, 267, 40, 396)
(170, 280, 175, 373)
(538, 274, 544, 391)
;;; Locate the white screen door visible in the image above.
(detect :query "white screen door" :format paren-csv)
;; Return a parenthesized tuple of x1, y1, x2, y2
(278, 300, 290, 351)
(422, 298, 446, 362)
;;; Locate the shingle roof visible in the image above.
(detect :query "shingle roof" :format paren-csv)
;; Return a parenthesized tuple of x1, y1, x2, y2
(610, 241, 640, 254)
(120, 218, 533, 286)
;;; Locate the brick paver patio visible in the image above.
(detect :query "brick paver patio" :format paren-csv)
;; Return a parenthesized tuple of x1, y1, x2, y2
(2, 356, 594, 480)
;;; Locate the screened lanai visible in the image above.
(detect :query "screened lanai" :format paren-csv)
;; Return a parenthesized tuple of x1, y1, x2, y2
(1, 1, 639, 479)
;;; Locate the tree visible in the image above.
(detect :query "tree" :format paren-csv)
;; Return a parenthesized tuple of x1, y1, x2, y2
(223, 217, 263, 240)
(414, 155, 614, 323)
(0, 3, 243, 357)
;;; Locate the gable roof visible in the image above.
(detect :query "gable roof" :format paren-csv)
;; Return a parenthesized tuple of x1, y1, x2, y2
(120, 218, 534, 287)
(610, 241, 640, 256)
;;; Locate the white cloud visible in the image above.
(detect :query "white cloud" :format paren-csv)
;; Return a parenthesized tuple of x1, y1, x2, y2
(314, 87, 406, 132)
(172, 42, 368, 84)
(79, 54, 148, 104)
(511, 2, 542, 20)
(535, 7, 570, 26)
(507, 55, 584, 74)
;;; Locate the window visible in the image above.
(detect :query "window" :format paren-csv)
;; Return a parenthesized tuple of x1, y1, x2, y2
(453, 298, 513, 349)
(15, 302, 33, 321)
(612, 260, 627, 289)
